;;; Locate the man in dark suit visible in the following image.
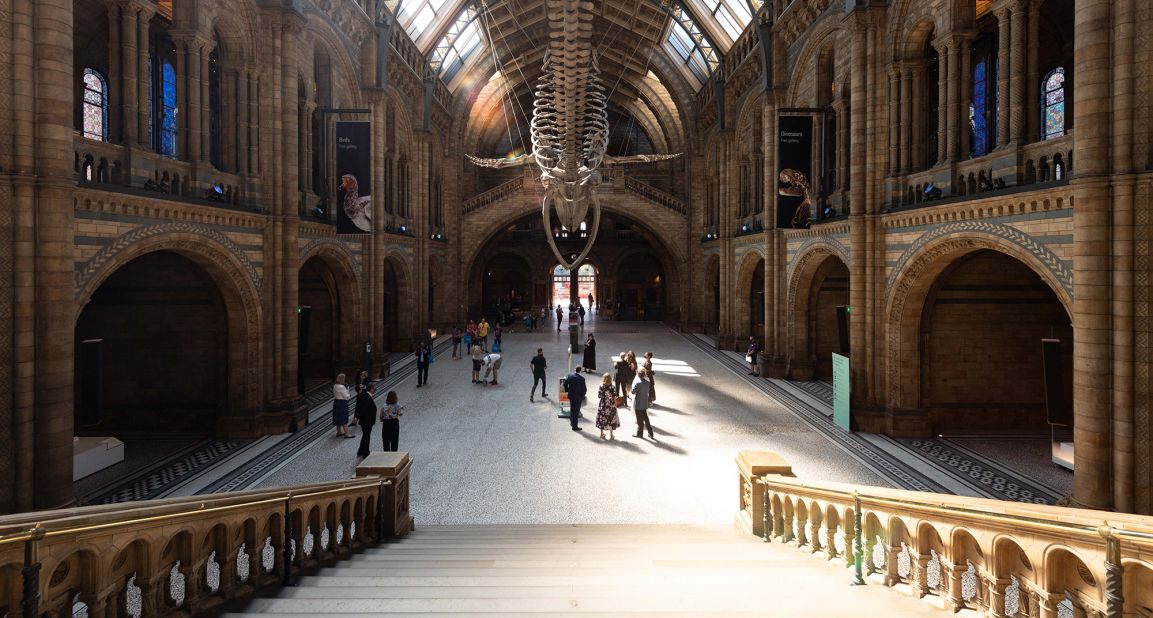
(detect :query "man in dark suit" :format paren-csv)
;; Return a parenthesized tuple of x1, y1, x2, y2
(530, 348, 548, 402)
(564, 367, 587, 431)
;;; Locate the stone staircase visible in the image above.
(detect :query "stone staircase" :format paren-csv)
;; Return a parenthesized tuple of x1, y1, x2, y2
(223, 525, 942, 616)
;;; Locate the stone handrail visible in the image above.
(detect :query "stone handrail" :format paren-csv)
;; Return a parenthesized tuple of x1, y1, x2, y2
(737, 450, 1152, 618)
(463, 175, 526, 214)
(622, 176, 687, 216)
(0, 452, 413, 618)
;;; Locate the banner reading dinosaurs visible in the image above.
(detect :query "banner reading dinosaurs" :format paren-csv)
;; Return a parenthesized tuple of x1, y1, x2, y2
(335, 121, 373, 234)
(776, 115, 813, 229)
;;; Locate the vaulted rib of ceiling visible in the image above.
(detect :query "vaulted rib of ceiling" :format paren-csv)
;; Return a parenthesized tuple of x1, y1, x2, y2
(449, 0, 697, 157)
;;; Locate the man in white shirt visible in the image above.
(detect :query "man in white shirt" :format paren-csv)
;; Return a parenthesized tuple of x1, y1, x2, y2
(481, 352, 503, 386)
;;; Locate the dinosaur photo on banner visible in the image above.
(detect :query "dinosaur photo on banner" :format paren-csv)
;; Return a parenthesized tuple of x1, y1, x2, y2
(777, 115, 813, 229)
(336, 121, 373, 235)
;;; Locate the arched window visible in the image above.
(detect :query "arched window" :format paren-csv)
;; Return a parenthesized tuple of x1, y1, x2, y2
(82, 68, 109, 142)
(969, 58, 991, 156)
(1042, 68, 1066, 141)
(160, 60, 178, 157)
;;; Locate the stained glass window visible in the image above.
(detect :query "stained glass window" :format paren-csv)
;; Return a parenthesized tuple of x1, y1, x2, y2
(160, 60, 178, 157)
(970, 59, 990, 156)
(82, 69, 109, 142)
(1042, 68, 1066, 141)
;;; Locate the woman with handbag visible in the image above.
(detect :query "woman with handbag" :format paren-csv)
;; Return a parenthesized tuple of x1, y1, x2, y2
(746, 336, 759, 375)
(379, 390, 403, 452)
(595, 373, 620, 440)
(332, 373, 354, 439)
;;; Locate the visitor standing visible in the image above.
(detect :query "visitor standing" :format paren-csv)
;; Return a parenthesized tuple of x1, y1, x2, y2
(332, 373, 354, 438)
(583, 333, 597, 372)
(477, 318, 491, 351)
(481, 351, 503, 385)
(466, 320, 478, 348)
(354, 383, 378, 457)
(614, 352, 632, 406)
(470, 343, 484, 383)
(530, 348, 548, 402)
(746, 336, 759, 375)
(643, 351, 656, 404)
(631, 369, 654, 440)
(555, 305, 564, 331)
(595, 373, 620, 440)
(451, 326, 462, 359)
(415, 341, 431, 387)
(493, 324, 503, 351)
(588, 293, 595, 312)
(379, 390, 403, 452)
(577, 304, 585, 325)
(564, 367, 587, 431)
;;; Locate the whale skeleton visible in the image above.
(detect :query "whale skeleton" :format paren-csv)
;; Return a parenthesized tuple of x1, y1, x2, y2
(467, 0, 681, 271)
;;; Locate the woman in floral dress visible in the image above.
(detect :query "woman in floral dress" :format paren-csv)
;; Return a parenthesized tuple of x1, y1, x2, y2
(595, 373, 620, 440)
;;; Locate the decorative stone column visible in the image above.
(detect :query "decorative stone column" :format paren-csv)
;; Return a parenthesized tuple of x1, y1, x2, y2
(945, 37, 966, 162)
(118, 0, 139, 144)
(847, 11, 868, 407)
(1025, 0, 1040, 143)
(911, 553, 930, 598)
(200, 43, 211, 163)
(1009, 0, 1029, 144)
(105, 1, 121, 141)
(136, 6, 151, 146)
(945, 560, 966, 612)
(935, 39, 949, 165)
(900, 65, 913, 174)
(995, 6, 1011, 149)
(1070, 0, 1115, 511)
(180, 36, 203, 161)
(887, 67, 900, 177)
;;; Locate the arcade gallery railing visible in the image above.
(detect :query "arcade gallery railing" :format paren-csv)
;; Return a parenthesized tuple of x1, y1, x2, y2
(736, 451, 1153, 618)
(0, 453, 413, 618)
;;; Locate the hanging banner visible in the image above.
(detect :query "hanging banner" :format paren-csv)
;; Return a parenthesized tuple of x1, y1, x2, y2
(777, 115, 814, 229)
(335, 121, 373, 234)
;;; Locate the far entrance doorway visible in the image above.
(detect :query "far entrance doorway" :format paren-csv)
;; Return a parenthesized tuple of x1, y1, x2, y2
(551, 264, 596, 310)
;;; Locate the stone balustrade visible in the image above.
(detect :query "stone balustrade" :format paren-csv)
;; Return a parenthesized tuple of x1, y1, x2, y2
(738, 450, 1153, 617)
(0, 453, 413, 618)
(462, 175, 527, 214)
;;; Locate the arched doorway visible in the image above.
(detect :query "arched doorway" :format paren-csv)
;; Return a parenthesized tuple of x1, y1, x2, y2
(735, 253, 766, 341)
(750, 263, 765, 338)
(911, 250, 1072, 433)
(480, 253, 534, 320)
(74, 251, 231, 436)
(550, 263, 597, 310)
(298, 256, 342, 387)
(809, 258, 849, 378)
(614, 254, 665, 320)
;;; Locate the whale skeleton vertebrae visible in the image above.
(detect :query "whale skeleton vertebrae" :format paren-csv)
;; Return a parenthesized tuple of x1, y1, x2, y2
(466, 0, 681, 271)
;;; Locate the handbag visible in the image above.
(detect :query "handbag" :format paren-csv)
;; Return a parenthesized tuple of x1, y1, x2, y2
(613, 396, 626, 408)
(745, 354, 754, 363)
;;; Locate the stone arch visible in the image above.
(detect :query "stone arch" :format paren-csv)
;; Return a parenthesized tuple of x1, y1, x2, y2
(734, 250, 766, 341)
(381, 252, 415, 351)
(74, 228, 263, 414)
(299, 242, 365, 358)
(885, 229, 1074, 411)
(785, 19, 848, 106)
(786, 240, 850, 379)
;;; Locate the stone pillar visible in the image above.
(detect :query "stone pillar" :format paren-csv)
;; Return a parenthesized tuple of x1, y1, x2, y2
(1070, 0, 1114, 511)
(136, 8, 150, 147)
(989, 578, 1009, 617)
(946, 561, 966, 612)
(1009, 0, 1028, 144)
(848, 14, 868, 401)
(1111, 0, 1136, 514)
(184, 38, 202, 161)
(900, 67, 913, 174)
(887, 67, 900, 177)
(945, 39, 964, 162)
(995, 6, 1011, 149)
(200, 44, 211, 163)
(118, 1, 139, 144)
(935, 40, 949, 165)
(958, 37, 973, 158)
(105, 2, 121, 141)
(237, 68, 250, 174)
(32, 0, 77, 509)
(1026, 1, 1040, 143)
(911, 554, 929, 598)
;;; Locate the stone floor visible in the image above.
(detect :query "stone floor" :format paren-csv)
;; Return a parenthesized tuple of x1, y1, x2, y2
(254, 317, 887, 525)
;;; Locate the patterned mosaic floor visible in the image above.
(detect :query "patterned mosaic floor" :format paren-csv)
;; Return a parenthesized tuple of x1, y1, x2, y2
(684, 335, 1070, 505)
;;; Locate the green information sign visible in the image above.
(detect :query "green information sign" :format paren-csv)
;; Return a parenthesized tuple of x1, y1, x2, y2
(832, 353, 851, 431)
